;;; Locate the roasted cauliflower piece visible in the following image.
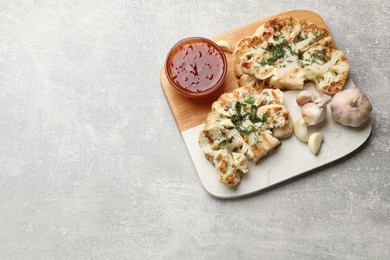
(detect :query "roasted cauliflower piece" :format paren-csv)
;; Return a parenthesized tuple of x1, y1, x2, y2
(198, 86, 293, 186)
(235, 16, 350, 95)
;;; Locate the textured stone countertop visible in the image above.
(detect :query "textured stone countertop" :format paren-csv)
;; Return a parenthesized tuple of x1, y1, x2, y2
(0, 1, 389, 259)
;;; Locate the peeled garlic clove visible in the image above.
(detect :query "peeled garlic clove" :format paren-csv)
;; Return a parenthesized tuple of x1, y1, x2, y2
(330, 87, 372, 127)
(296, 90, 322, 106)
(293, 118, 309, 142)
(308, 132, 324, 155)
(216, 40, 233, 53)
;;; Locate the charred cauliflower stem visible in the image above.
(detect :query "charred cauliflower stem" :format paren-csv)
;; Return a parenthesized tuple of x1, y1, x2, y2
(235, 16, 350, 95)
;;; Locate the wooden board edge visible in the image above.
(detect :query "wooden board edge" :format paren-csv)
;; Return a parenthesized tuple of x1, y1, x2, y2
(160, 68, 185, 132)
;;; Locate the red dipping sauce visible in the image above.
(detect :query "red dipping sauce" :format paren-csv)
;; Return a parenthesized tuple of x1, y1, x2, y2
(165, 37, 227, 98)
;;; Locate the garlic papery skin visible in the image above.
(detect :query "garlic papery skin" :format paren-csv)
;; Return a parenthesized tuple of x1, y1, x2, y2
(296, 90, 322, 106)
(301, 95, 331, 125)
(330, 87, 372, 127)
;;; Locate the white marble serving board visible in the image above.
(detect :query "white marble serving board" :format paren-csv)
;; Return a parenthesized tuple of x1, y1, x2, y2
(182, 78, 372, 199)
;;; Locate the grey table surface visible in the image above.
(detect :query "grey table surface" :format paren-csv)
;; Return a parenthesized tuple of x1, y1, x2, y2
(0, 0, 389, 259)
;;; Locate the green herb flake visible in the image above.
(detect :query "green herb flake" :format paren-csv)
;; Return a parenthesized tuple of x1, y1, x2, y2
(242, 126, 253, 135)
(231, 102, 245, 127)
(249, 107, 261, 124)
(296, 59, 304, 68)
(294, 34, 303, 44)
(244, 95, 255, 105)
(261, 112, 269, 124)
(311, 49, 331, 64)
(217, 136, 235, 149)
(259, 58, 267, 66)
(251, 134, 262, 150)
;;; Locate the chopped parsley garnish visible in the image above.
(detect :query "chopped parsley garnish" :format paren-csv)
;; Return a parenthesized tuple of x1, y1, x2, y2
(271, 45, 286, 60)
(259, 58, 267, 66)
(231, 113, 243, 126)
(249, 106, 261, 123)
(311, 49, 331, 64)
(261, 112, 269, 124)
(218, 136, 235, 148)
(231, 102, 244, 126)
(251, 134, 262, 150)
(244, 95, 255, 105)
(258, 40, 294, 66)
(294, 34, 304, 44)
(311, 28, 324, 41)
(242, 126, 253, 135)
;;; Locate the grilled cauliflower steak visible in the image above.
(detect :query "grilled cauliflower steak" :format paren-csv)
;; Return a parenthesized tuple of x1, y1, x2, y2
(235, 16, 350, 95)
(198, 86, 293, 186)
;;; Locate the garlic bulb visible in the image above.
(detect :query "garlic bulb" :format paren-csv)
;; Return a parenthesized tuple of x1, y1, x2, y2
(301, 95, 331, 125)
(330, 87, 372, 127)
(296, 90, 322, 106)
